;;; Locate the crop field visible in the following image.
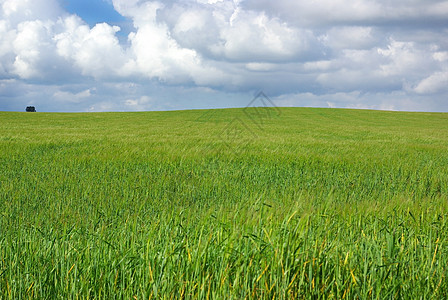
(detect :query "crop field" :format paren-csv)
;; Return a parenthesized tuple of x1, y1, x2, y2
(1, 107, 448, 299)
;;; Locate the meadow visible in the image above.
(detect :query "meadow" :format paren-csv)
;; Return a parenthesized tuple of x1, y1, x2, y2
(1, 107, 447, 299)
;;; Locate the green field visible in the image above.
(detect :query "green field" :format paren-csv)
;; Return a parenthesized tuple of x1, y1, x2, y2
(1, 108, 447, 299)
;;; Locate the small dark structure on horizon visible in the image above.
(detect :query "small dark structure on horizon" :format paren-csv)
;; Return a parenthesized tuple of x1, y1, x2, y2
(26, 106, 36, 112)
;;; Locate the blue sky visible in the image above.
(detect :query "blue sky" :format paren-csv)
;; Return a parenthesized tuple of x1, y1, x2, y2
(61, 0, 132, 39)
(1, 0, 447, 112)
(62, 0, 123, 25)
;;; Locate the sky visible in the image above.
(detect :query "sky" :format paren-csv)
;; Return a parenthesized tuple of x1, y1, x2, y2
(0, 0, 447, 112)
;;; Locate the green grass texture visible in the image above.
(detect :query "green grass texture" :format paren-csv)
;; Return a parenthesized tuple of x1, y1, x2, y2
(1, 107, 447, 299)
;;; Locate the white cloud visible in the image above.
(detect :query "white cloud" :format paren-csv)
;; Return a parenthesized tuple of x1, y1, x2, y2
(273, 90, 445, 112)
(433, 51, 448, 62)
(216, 11, 317, 62)
(413, 72, 448, 94)
(243, 0, 448, 26)
(126, 18, 200, 81)
(0, 20, 14, 58)
(377, 40, 424, 77)
(321, 27, 378, 50)
(12, 20, 52, 78)
(245, 63, 277, 71)
(53, 88, 93, 103)
(425, 1, 448, 17)
(1, 0, 64, 23)
(124, 95, 153, 111)
(55, 16, 127, 78)
(1, 0, 448, 112)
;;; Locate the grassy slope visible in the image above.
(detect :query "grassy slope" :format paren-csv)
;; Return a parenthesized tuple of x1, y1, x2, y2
(1, 108, 448, 298)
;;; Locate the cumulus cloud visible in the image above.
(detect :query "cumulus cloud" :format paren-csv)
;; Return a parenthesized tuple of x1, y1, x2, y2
(0, 0, 447, 112)
(320, 27, 378, 50)
(1, 0, 64, 23)
(55, 16, 127, 78)
(413, 72, 448, 94)
(242, 0, 448, 26)
(53, 88, 93, 103)
(123, 95, 153, 111)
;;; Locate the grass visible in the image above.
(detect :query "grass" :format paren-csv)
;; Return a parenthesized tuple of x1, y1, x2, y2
(0, 107, 447, 299)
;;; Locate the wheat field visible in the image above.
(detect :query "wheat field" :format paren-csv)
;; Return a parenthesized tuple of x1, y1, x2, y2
(1, 108, 447, 298)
